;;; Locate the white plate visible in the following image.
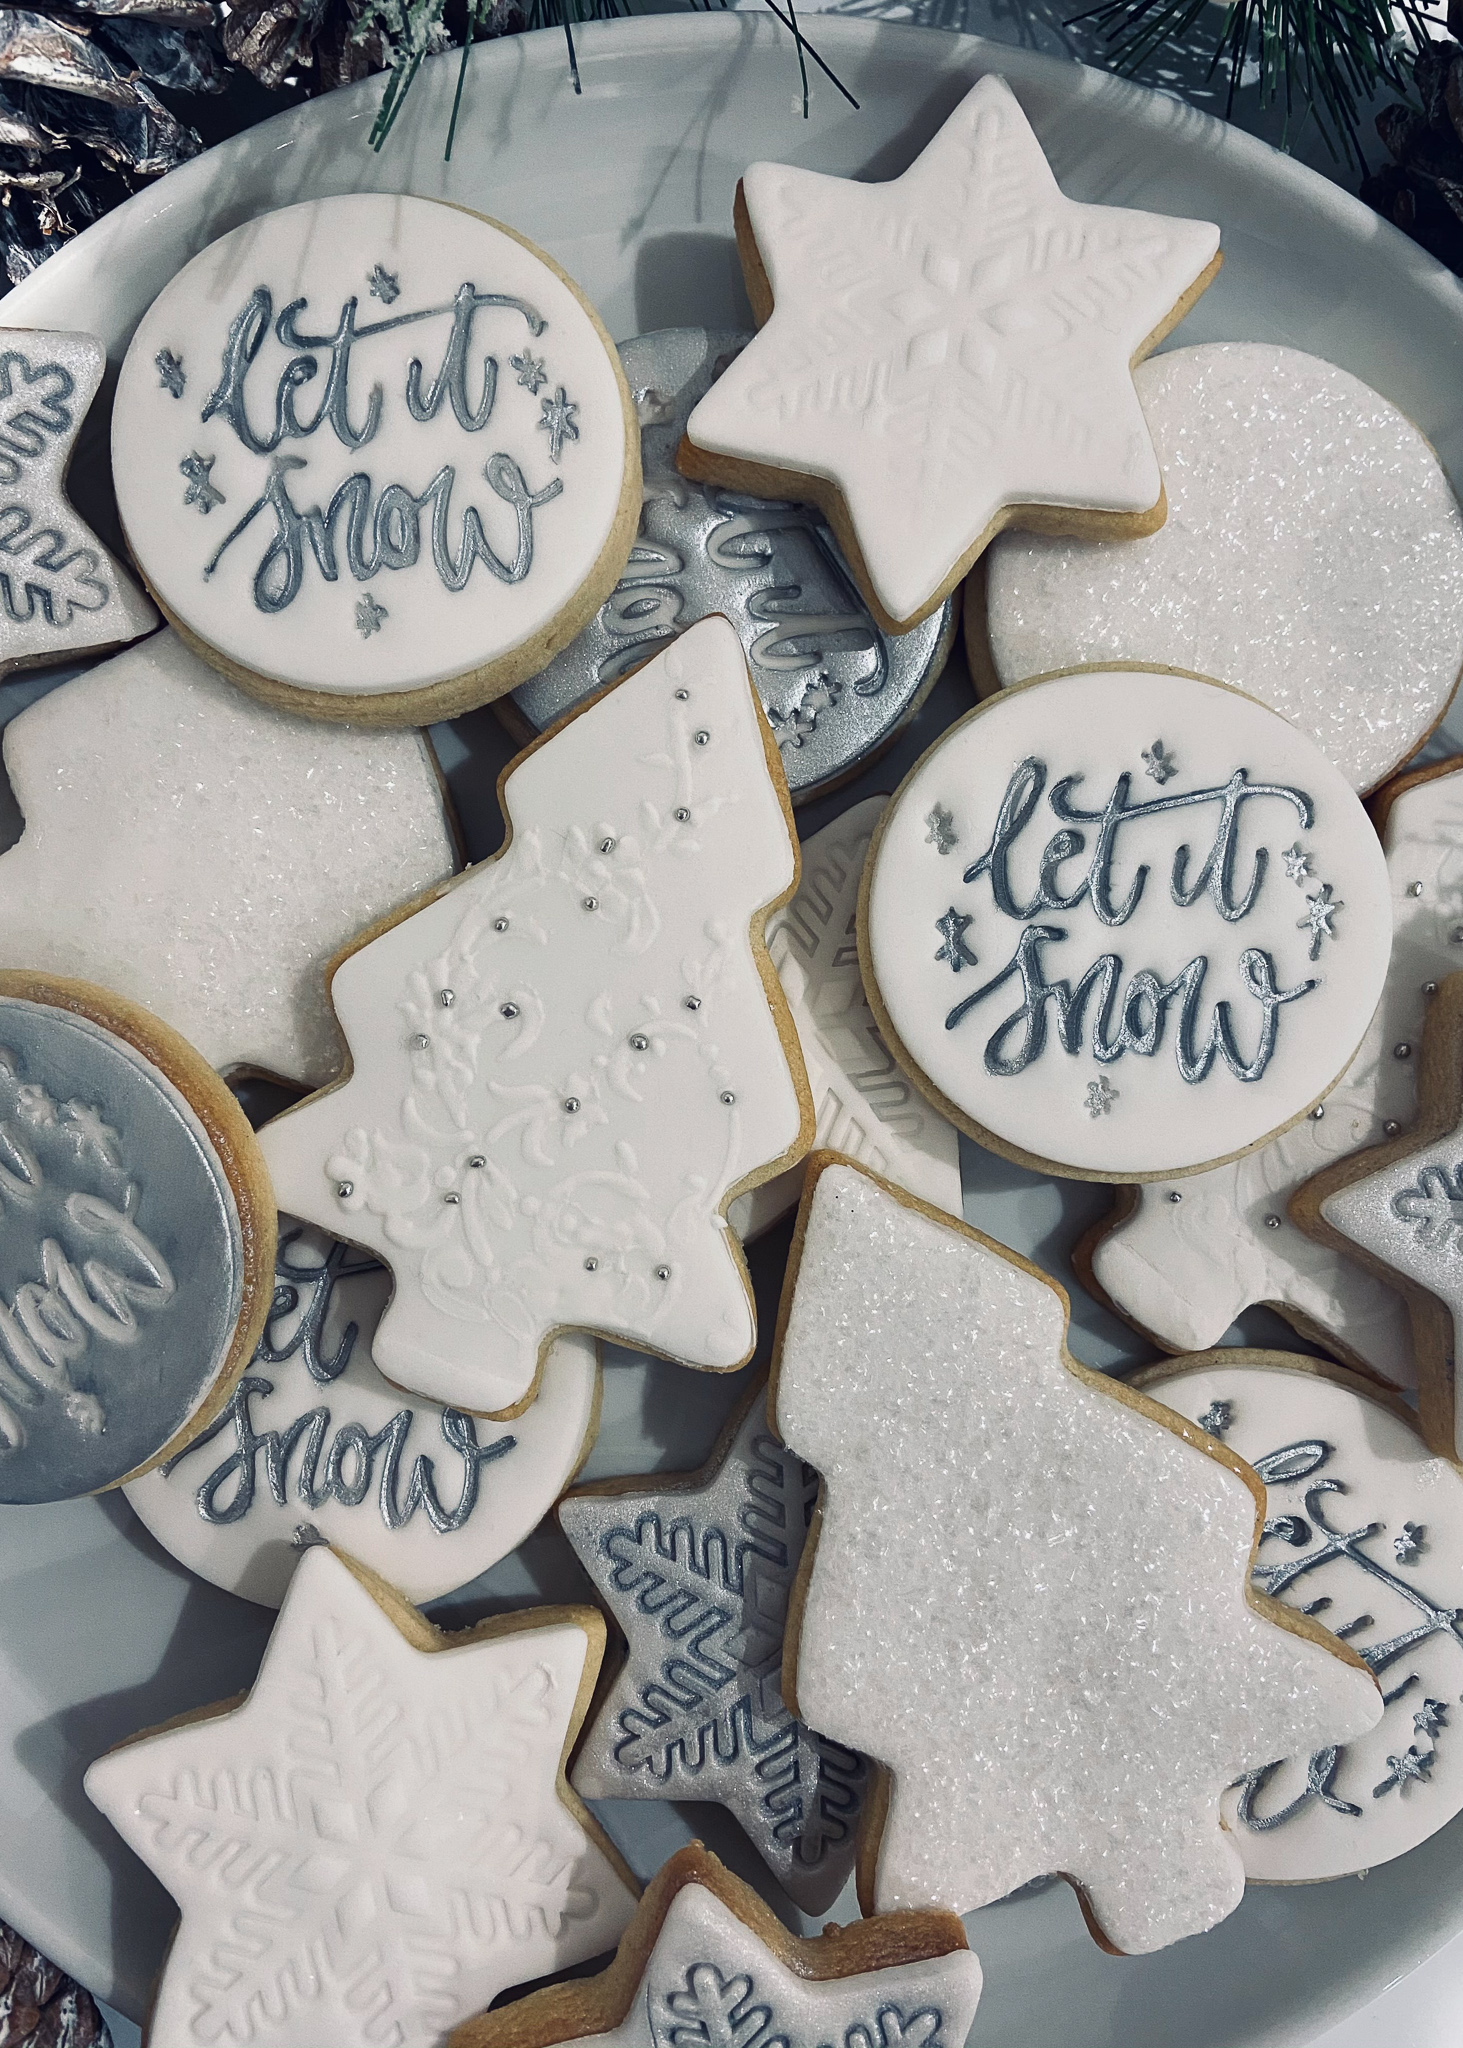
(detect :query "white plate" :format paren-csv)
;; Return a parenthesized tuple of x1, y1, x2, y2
(3, 16, 1463, 2045)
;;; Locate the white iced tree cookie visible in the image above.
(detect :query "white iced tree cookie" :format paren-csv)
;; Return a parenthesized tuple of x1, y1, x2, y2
(85, 1546, 638, 2048)
(0, 328, 156, 673)
(730, 797, 961, 1241)
(679, 73, 1220, 633)
(1084, 757, 1463, 1381)
(0, 631, 456, 1088)
(979, 344, 1463, 795)
(771, 1158, 1382, 1955)
(258, 615, 811, 1416)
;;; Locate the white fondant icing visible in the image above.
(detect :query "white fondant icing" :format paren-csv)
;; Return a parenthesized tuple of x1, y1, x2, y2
(1092, 762, 1463, 1377)
(774, 1164, 1382, 1954)
(84, 1547, 636, 2048)
(729, 796, 962, 1240)
(864, 669, 1393, 1179)
(985, 344, 1463, 794)
(683, 73, 1219, 627)
(1145, 1358, 1463, 1882)
(125, 1219, 600, 1606)
(258, 615, 806, 1415)
(112, 195, 630, 700)
(0, 631, 456, 1088)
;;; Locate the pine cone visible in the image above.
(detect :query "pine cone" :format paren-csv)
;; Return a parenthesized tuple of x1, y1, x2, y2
(0, 1920, 110, 2048)
(1362, 35, 1463, 274)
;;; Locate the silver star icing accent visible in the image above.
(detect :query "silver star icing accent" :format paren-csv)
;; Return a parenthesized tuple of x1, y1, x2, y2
(1141, 739, 1177, 784)
(1298, 882, 1342, 961)
(1414, 1698, 1449, 1739)
(511, 348, 547, 394)
(367, 262, 400, 303)
(925, 802, 958, 854)
(1395, 1520, 1426, 1564)
(179, 451, 223, 514)
(356, 591, 388, 638)
(1374, 1744, 1435, 1795)
(934, 905, 976, 972)
(1086, 1075, 1118, 1118)
(538, 384, 579, 462)
(1282, 842, 1311, 884)
(155, 348, 185, 398)
(768, 671, 840, 749)
(1198, 1400, 1234, 1440)
(559, 1386, 867, 1913)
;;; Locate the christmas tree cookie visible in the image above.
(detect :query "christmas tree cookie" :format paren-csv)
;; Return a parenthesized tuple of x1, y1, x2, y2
(679, 74, 1220, 633)
(258, 615, 812, 1417)
(771, 1157, 1382, 1954)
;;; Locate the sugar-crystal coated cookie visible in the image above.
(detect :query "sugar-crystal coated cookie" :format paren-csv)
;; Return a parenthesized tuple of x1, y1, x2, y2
(0, 972, 274, 1505)
(0, 630, 457, 1087)
(679, 74, 1221, 633)
(860, 668, 1392, 1181)
(979, 344, 1463, 794)
(771, 1158, 1382, 1954)
(1139, 1352, 1463, 1883)
(126, 1217, 601, 1606)
(112, 195, 639, 723)
(258, 614, 811, 1417)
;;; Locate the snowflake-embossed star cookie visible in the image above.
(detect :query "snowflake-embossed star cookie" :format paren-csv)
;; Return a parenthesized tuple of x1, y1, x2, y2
(679, 74, 1221, 633)
(559, 1380, 866, 1913)
(85, 1545, 639, 2048)
(257, 615, 812, 1418)
(0, 328, 156, 672)
(449, 1842, 983, 2048)
(771, 1157, 1382, 1954)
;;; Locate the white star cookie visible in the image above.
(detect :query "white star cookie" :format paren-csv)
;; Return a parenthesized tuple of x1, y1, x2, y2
(772, 1158, 1382, 1954)
(258, 615, 811, 1418)
(0, 631, 457, 1087)
(0, 328, 156, 673)
(84, 1545, 638, 2048)
(679, 73, 1220, 632)
(1083, 758, 1463, 1384)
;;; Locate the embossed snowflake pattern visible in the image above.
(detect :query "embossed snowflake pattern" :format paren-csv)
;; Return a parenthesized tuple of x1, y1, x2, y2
(511, 349, 548, 395)
(1391, 1162, 1463, 1251)
(179, 451, 223, 514)
(538, 386, 579, 463)
(1281, 843, 1312, 885)
(925, 803, 958, 855)
(1141, 740, 1177, 785)
(155, 348, 185, 398)
(367, 263, 400, 304)
(1298, 883, 1343, 962)
(933, 906, 976, 972)
(356, 592, 388, 638)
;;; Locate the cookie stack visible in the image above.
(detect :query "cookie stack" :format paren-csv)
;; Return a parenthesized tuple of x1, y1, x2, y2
(1, 65, 1461, 2048)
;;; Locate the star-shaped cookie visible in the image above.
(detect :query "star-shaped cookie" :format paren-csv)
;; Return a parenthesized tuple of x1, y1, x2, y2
(679, 74, 1221, 631)
(85, 1545, 638, 2048)
(449, 1842, 983, 2048)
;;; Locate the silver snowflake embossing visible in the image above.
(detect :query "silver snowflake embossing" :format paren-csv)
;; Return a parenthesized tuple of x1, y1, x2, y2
(512, 349, 548, 395)
(356, 592, 388, 638)
(538, 385, 579, 462)
(1394, 1521, 1426, 1564)
(1298, 882, 1342, 961)
(925, 803, 957, 855)
(1391, 1162, 1463, 1251)
(1141, 740, 1177, 784)
(1281, 842, 1311, 885)
(367, 262, 400, 303)
(1198, 1400, 1234, 1440)
(179, 451, 223, 514)
(934, 906, 977, 972)
(1374, 1744, 1435, 1795)
(769, 673, 840, 749)
(1085, 1075, 1118, 1118)
(155, 348, 185, 399)
(1414, 1699, 1450, 1739)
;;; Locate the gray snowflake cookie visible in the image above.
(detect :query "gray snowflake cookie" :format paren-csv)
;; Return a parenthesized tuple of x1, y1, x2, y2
(559, 1382, 867, 1913)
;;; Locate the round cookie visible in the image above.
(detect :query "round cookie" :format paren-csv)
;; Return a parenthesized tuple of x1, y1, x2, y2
(1137, 1352, 1463, 1884)
(976, 343, 1463, 794)
(506, 329, 956, 800)
(859, 668, 1392, 1182)
(111, 194, 640, 725)
(0, 972, 274, 1504)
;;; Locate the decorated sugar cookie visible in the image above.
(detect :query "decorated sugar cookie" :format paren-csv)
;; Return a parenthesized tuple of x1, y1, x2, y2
(0, 328, 157, 674)
(771, 1158, 1382, 1954)
(0, 631, 457, 1088)
(859, 668, 1392, 1182)
(678, 73, 1221, 634)
(0, 972, 274, 1505)
(449, 1843, 982, 2048)
(730, 796, 961, 1241)
(1083, 757, 1463, 1379)
(559, 1381, 866, 1914)
(1138, 1353, 1463, 1884)
(978, 344, 1463, 794)
(258, 615, 811, 1418)
(111, 194, 639, 724)
(85, 1546, 639, 2048)
(126, 1218, 601, 1606)
(508, 330, 956, 799)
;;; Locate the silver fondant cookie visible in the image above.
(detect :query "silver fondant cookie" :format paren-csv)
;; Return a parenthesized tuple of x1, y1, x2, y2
(0, 996, 244, 1504)
(558, 1382, 866, 1914)
(509, 329, 954, 800)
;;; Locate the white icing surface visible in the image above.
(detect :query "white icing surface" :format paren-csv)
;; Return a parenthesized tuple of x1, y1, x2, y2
(124, 1220, 599, 1606)
(985, 344, 1463, 794)
(0, 328, 156, 672)
(566, 1881, 983, 2046)
(864, 669, 1393, 1179)
(774, 1165, 1382, 1954)
(1092, 762, 1463, 1378)
(84, 1547, 636, 2048)
(729, 796, 961, 1240)
(259, 616, 806, 1415)
(0, 631, 456, 1087)
(1144, 1359, 1463, 1883)
(112, 195, 629, 699)
(683, 74, 1219, 627)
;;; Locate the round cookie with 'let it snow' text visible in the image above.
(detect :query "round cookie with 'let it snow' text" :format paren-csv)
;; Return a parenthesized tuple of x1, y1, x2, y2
(859, 669, 1392, 1182)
